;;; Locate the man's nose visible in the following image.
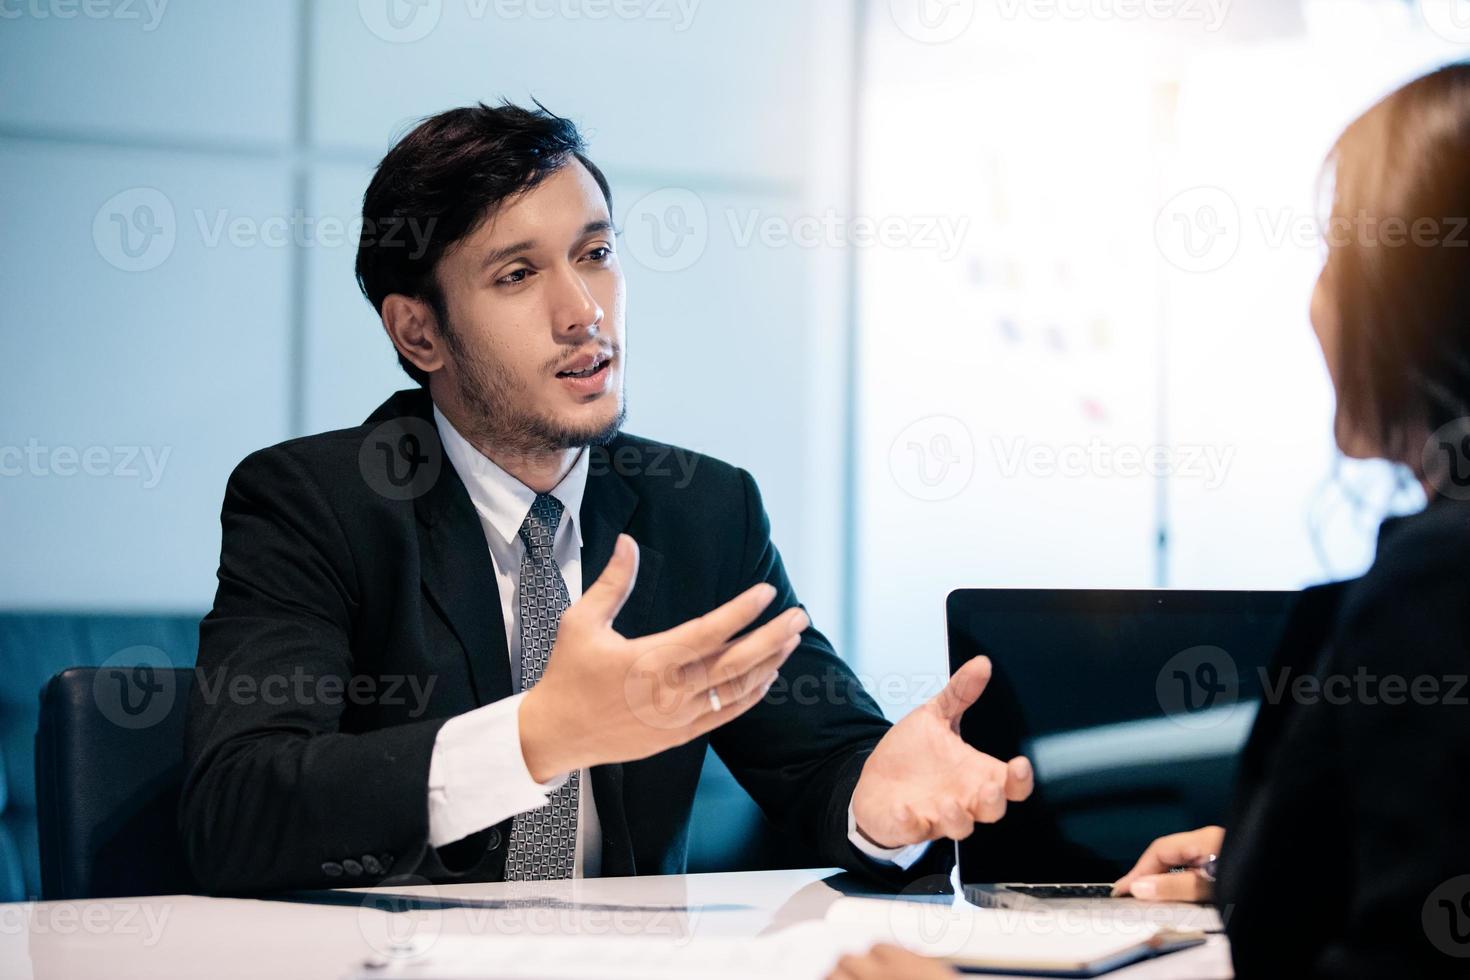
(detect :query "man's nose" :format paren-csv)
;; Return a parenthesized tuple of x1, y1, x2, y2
(553, 266, 604, 338)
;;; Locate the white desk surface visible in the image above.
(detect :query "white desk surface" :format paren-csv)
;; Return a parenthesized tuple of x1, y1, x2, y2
(0, 869, 1233, 979)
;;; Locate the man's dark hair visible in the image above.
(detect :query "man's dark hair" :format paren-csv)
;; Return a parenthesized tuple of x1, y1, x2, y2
(354, 100, 614, 386)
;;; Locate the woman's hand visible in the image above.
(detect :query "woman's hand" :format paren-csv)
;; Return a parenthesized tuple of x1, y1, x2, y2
(1111, 825, 1225, 902)
(827, 944, 958, 980)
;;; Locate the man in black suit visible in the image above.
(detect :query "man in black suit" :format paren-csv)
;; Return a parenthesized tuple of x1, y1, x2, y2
(179, 102, 1033, 894)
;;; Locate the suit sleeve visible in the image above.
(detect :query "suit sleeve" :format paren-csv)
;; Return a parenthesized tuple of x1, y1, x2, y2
(179, 447, 448, 894)
(706, 469, 954, 888)
(1311, 570, 1470, 978)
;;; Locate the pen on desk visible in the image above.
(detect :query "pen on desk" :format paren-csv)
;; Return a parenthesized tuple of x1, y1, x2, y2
(1187, 854, 1220, 883)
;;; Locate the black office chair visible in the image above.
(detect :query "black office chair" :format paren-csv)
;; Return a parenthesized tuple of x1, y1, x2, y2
(35, 666, 198, 899)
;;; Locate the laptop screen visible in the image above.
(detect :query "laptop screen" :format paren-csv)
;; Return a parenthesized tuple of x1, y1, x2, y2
(946, 587, 1340, 885)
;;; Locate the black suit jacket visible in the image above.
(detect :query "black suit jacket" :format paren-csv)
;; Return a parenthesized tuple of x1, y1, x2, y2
(179, 388, 948, 894)
(1217, 495, 1470, 977)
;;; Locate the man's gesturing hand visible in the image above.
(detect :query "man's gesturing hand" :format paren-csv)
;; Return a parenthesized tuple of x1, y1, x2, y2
(518, 534, 807, 782)
(849, 656, 1033, 848)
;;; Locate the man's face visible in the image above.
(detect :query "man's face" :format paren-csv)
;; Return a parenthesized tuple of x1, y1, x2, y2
(432, 160, 626, 454)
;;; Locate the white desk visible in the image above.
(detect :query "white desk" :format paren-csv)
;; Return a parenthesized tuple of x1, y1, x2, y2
(0, 869, 1233, 979)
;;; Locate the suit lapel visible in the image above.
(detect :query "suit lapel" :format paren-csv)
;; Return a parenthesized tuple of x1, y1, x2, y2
(580, 445, 663, 878)
(580, 445, 662, 632)
(368, 389, 514, 708)
(418, 484, 515, 707)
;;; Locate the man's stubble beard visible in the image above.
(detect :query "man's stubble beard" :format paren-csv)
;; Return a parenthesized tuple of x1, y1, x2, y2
(442, 321, 626, 456)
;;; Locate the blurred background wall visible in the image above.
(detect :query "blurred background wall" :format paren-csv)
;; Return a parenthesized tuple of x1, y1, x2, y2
(0, 0, 856, 633)
(1, 0, 1467, 898)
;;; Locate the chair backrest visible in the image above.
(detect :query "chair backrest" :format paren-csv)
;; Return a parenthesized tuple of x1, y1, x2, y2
(35, 666, 197, 899)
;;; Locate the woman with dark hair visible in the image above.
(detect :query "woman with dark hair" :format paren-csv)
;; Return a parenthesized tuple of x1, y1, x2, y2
(830, 62, 1470, 980)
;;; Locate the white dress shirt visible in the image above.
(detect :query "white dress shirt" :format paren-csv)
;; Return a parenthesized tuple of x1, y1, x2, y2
(425, 404, 928, 874)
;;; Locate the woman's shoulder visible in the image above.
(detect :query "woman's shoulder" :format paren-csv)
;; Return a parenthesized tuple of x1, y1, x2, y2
(1356, 496, 1470, 589)
(1331, 496, 1470, 664)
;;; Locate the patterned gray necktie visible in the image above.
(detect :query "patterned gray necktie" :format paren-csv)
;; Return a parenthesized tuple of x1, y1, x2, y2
(504, 493, 579, 881)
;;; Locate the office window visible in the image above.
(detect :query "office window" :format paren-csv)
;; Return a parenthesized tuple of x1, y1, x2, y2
(855, 0, 1463, 704)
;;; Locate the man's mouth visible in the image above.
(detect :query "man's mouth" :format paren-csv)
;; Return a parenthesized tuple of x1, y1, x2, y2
(556, 350, 613, 380)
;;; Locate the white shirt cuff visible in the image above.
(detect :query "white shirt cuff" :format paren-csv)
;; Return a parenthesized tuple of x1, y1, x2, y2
(426, 691, 568, 848)
(847, 803, 932, 870)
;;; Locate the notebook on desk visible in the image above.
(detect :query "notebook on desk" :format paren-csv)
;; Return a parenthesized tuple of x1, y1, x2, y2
(825, 897, 1206, 978)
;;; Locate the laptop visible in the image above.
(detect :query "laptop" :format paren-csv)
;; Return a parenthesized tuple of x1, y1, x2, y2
(944, 587, 1340, 928)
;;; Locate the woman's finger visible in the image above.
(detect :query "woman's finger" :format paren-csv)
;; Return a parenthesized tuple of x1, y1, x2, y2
(1124, 871, 1212, 903)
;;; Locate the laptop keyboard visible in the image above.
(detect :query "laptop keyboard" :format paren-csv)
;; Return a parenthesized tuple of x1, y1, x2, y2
(1003, 883, 1118, 899)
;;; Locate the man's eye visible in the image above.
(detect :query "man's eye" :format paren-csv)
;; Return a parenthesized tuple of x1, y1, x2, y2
(498, 269, 531, 285)
(585, 246, 612, 262)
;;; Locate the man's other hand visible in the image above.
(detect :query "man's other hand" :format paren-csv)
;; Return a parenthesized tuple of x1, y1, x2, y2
(849, 656, 1034, 848)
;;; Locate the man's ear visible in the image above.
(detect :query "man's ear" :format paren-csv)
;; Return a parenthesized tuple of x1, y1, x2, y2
(381, 293, 447, 378)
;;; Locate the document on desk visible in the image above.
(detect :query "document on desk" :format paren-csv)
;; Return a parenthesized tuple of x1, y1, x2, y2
(347, 897, 1204, 979)
(826, 897, 1207, 976)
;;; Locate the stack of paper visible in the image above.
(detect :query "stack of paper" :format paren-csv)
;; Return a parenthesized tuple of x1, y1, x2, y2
(348, 898, 1205, 979)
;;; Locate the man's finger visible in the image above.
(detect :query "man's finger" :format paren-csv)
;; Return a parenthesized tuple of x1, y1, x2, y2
(703, 640, 798, 712)
(892, 802, 927, 845)
(642, 610, 802, 726)
(1124, 872, 1211, 903)
(577, 534, 641, 626)
(633, 643, 789, 735)
(1005, 756, 1034, 802)
(938, 798, 977, 840)
(661, 583, 780, 654)
(966, 780, 1007, 824)
(701, 607, 807, 685)
(933, 655, 992, 723)
(687, 661, 782, 739)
